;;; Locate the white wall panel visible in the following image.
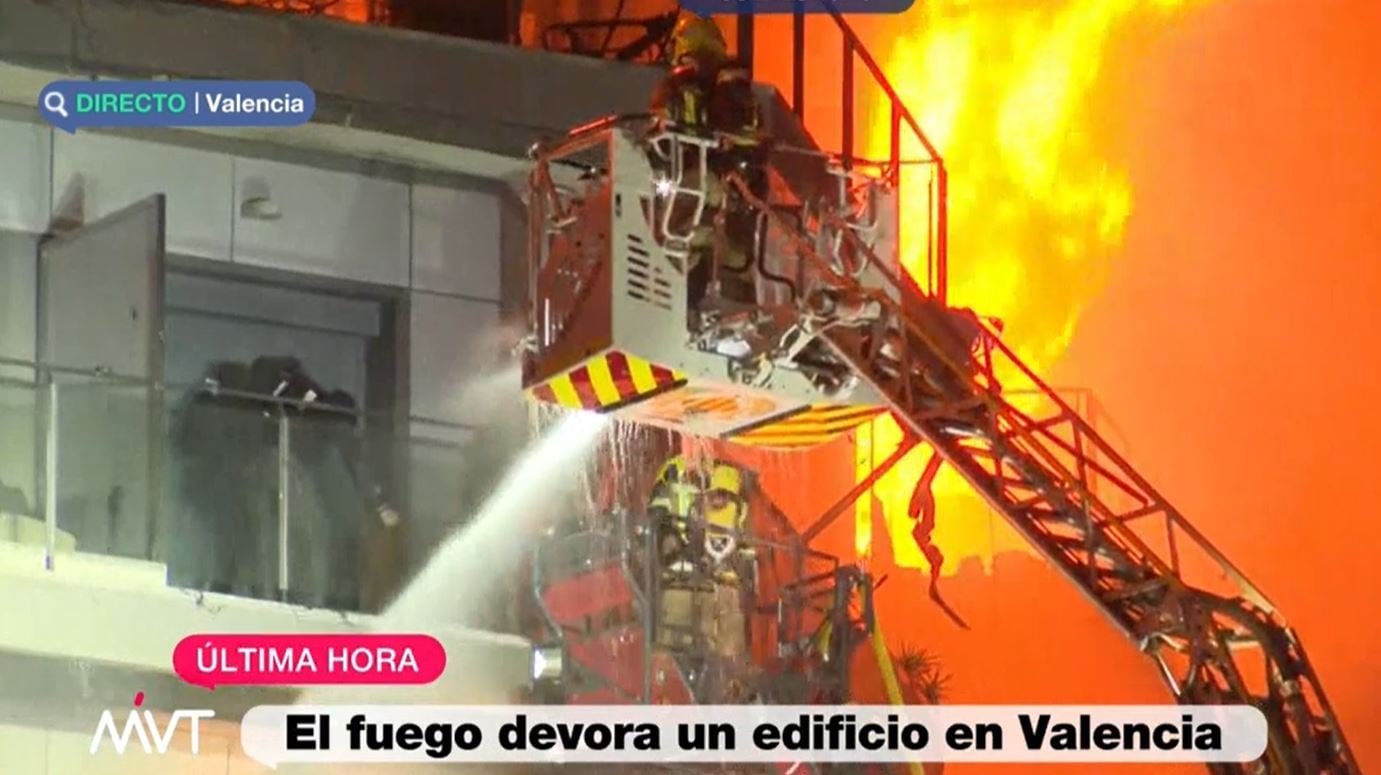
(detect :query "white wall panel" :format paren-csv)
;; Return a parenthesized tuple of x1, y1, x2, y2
(0, 233, 37, 513)
(0, 118, 50, 234)
(52, 132, 232, 260)
(232, 159, 409, 287)
(411, 183, 501, 300)
(0, 232, 36, 369)
(405, 427, 474, 573)
(409, 291, 503, 426)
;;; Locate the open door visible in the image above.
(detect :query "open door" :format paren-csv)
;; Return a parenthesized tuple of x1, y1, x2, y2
(38, 195, 166, 562)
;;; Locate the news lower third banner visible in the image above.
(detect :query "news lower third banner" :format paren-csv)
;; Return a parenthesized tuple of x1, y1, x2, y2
(237, 704, 1268, 767)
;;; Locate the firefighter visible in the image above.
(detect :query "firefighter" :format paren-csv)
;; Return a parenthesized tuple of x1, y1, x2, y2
(650, 14, 768, 309)
(648, 454, 700, 574)
(650, 15, 758, 137)
(699, 462, 752, 578)
(648, 454, 751, 574)
(647, 453, 753, 661)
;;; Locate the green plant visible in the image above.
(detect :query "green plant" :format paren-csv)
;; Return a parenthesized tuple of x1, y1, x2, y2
(894, 642, 951, 705)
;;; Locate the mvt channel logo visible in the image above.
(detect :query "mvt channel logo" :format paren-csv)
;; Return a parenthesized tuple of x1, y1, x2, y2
(90, 692, 215, 756)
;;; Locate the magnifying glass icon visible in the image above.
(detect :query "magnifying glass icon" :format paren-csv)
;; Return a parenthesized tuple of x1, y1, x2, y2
(43, 91, 69, 118)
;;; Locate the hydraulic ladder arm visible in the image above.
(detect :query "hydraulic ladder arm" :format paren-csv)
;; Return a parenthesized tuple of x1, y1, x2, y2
(724, 173, 1360, 775)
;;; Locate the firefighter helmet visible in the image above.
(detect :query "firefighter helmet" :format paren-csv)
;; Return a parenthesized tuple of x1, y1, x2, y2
(707, 462, 742, 495)
(669, 14, 728, 65)
(650, 454, 697, 518)
(650, 455, 747, 532)
(703, 461, 747, 534)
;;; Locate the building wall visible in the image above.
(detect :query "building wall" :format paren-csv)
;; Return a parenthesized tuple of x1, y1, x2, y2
(0, 122, 43, 510)
(0, 109, 521, 583)
(0, 115, 47, 391)
(0, 111, 510, 411)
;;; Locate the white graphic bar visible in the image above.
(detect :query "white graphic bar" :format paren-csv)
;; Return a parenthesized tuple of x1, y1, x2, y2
(240, 705, 1268, 768)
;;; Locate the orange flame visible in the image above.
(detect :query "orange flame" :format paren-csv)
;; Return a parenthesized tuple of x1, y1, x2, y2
(856, 0, 1203, 574)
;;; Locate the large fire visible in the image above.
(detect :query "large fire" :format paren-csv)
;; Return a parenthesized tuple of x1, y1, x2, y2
(855, 0, 1202, 573)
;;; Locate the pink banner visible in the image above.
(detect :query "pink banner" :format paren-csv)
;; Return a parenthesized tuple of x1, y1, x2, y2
(173, 634, 447, 689)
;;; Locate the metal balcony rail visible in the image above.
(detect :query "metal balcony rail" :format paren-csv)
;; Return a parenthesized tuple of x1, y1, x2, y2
(0, 354, 474, 614)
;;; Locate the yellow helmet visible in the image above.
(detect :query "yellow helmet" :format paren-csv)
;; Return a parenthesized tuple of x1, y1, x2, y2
(651, 455, 698, 518)
(651, 455, 747, 530)
(670, 14, 728, 65)
(708, 463, 743, 495)
(654, 455, 688, 486)
(703, 461, 747, 532)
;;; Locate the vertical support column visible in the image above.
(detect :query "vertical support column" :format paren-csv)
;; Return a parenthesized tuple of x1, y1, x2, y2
(853, 420, 874, 561)
(889, 104, 901, 185)
(889, 103, 903, 274)
(936, 164, 948, 304)
(736, 13, 754, 73)
(529, 164, 547, 348)
(643, 517, 656, 703)
(790, 537, 805, 657)
(792, 11, 805, 120)
(826, 568, 859, 705)
(1084, 392, 1101, 499)
(842, 36, 855, 169)
(145, 375, 165, 564)
(277, 411, 291, 601)
(44, 378, 58, 571)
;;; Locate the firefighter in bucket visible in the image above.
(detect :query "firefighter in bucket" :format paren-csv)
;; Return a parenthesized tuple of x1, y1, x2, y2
(647, 453, 756, 685)
(649, 14, 768, 311)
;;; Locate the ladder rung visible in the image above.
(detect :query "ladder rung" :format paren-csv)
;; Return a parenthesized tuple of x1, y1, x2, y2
(1102, 576, 1170, 603)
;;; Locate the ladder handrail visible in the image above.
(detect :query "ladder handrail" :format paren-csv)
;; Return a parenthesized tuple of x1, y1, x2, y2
(721, 169, 1359, 774)
(769, 3, 950, 302)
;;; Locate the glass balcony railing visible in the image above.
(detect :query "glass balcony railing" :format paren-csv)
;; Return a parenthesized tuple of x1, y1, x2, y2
(0, 373, 42, 548)
(0, 357, 493, 616)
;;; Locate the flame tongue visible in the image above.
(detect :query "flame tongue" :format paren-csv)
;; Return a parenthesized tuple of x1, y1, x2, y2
(860, 0, 1205, 573)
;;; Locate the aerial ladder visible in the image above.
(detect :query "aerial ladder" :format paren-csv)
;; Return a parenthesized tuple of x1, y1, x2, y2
(518, 16, 1358, 775)
(720, 177, 1358, 775)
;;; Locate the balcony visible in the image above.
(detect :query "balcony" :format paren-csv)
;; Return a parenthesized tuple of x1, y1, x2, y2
(0, 356, 500, 618)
